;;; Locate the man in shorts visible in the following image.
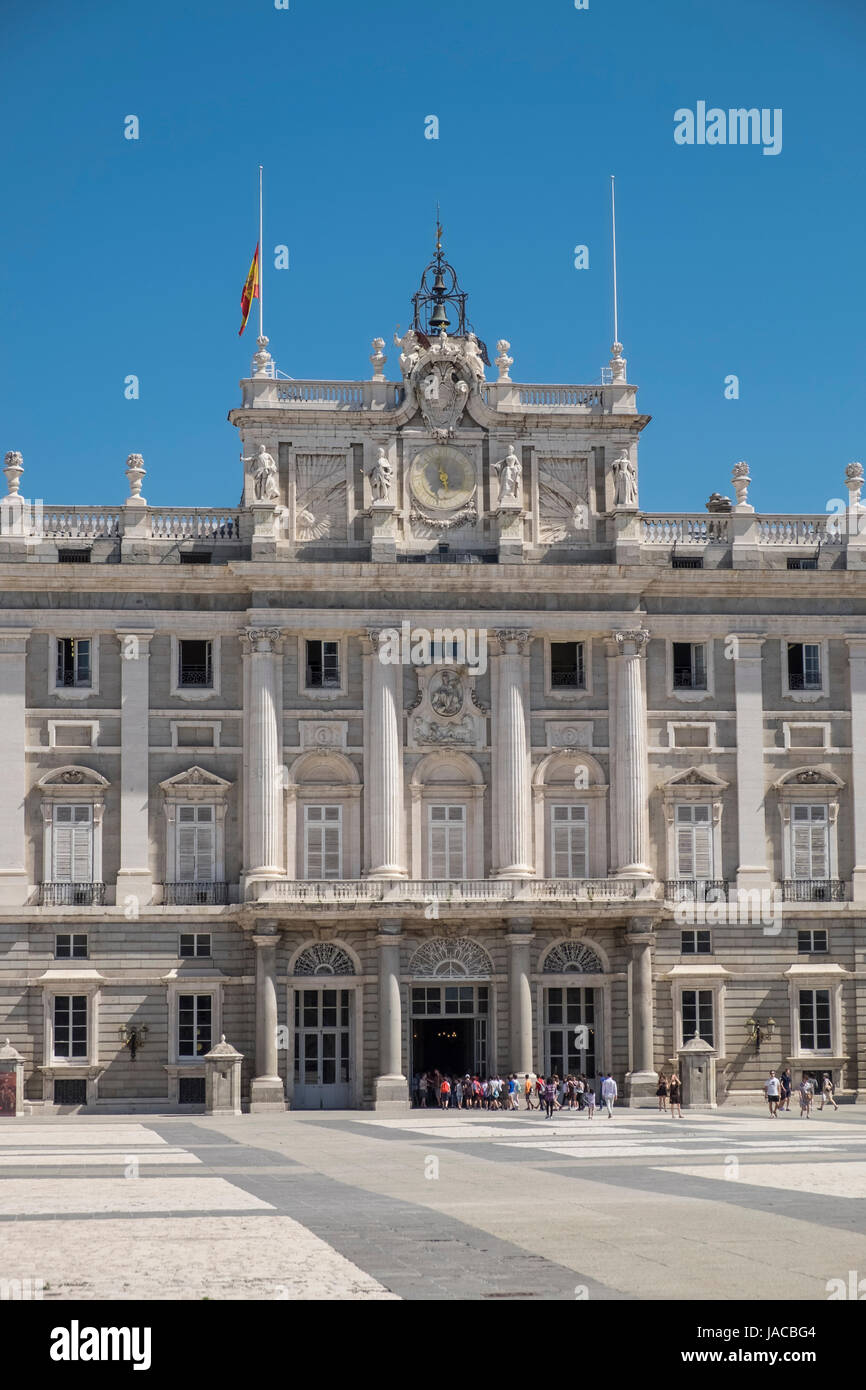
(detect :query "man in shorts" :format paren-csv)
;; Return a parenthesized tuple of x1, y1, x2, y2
(763, 1069, 781, 1117)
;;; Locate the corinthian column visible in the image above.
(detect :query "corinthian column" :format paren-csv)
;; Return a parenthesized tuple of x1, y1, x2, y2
(242, 627, 285, 890)
(373, 920, 409, 1111)
(492, 629, 534, 877)
(250, 924, 286, 1112)
(365, 630, 406, 878)
(624, 921, 658, 1107)
(611, 628, 651, 877)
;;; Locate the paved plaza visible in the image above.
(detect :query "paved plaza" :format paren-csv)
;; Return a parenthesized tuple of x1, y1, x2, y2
(1, 1104, 865, 1301)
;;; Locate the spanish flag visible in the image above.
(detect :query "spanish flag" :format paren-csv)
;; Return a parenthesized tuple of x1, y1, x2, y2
(238, 244, 260, 336)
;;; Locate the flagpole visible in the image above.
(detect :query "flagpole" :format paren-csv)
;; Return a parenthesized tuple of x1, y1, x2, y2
(258, 164, 264, 339)
(610, 174, 618, 345)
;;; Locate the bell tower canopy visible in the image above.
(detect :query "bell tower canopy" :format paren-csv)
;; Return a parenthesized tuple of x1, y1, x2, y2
(411, 217, 473, 340)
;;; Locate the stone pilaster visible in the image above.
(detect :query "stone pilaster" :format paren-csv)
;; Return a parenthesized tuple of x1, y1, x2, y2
(624, 922, 658, 1106)
(611, 628, 652, 877)
(0, 630, 29, 905)
(846, 638, 866, 903)
(506, 925, 535, 1075)
(491, 629, 534, 877)
(365, 630, 406, 878)
(242, 627, 285, 891)
(250, 927, 286, 1111)
(729, 634, 771, 893)
(115, 630, 154, 907)
(373, 921, 409, 1110)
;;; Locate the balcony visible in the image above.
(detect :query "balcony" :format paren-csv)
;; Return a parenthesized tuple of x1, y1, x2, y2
(40, 882, 106, 906)
(664, 880, 730, 903)
(164, 882, 229, 906)
(781, 879, 846, 903)
(252, 877, 656, 906)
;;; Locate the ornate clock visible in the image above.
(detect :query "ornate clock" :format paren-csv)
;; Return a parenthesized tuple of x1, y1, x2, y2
(408, 445, 476, 514)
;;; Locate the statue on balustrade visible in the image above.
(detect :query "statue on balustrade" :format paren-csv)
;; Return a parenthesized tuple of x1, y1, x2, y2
(493, 445, 522, 504)
(612, 448, 638, 508)
(240, 445, 280, 503)
(368, 447, 393, 502)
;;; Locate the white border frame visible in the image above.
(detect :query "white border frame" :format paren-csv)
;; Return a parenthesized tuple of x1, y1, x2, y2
(47, 719, 99, 749)
(298, 635, 348, 701)
(50, 633, 99, 702)
(170, 634, 222, 702)
(666, 637, 714, 703)
(543, 636, 593, 701)
(781, 637, 828, 703)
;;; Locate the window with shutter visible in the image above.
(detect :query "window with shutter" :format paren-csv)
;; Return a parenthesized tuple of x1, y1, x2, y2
(52, 804, 93, 882)
(674, 804, 713, 879)
(428, 805, 466, 879)
(176, 805, 215, 882)
(304, 806, 342, 879)
(791, 805, 828, 879)
(551, 805, 588, 878)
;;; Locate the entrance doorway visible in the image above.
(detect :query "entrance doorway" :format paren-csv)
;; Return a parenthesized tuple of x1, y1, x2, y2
(410, 983, 488, 1080)
(543, 986, 598, 1080)
(293, 987, 353, 1109)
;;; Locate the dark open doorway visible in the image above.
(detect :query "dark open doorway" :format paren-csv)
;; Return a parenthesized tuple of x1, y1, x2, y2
(412, 1017, 474, 1077)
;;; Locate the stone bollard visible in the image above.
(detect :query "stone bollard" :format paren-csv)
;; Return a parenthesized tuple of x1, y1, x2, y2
(203, 1035, 244, 1116)
(0, 1039, 25, 1117)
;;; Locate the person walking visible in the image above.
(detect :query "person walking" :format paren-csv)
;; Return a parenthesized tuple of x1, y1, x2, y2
(601, 1073, 617, 1118)
(535, 1073, 546, 1114)
(575, 1075, 586, 1111)
(439, 1075, 451, 1110)
(817, 1073, 839, 1112)
(668, 1072, 683, 1118)
(763, 1070, 781, 1117)
(418, 1073, 429, 1109)
(656, 1072, 668, 1113)
(798, 1073, 814, 1118)
(780, 1067, 793, 1112)
(585, 1084, 596, 1119)
(543, 1077, 557, 1119)
(524, 1073, 536, 1110)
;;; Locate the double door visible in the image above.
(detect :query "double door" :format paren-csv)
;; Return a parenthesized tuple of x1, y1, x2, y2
(293, 988, 353, 1109)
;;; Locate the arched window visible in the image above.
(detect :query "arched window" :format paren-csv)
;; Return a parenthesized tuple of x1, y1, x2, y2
(542, 941, 604, 974)
(293, 943, 355, 977)
(408, 936, 493, 980)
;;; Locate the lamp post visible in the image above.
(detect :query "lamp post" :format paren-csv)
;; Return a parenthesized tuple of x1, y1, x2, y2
(119, 1024, 148, 1061)
(746, 1017, 776, 1054)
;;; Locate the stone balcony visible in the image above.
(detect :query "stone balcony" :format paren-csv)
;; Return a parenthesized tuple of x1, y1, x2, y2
(249, 877, 660, 911)
(237, 376, 637, 415)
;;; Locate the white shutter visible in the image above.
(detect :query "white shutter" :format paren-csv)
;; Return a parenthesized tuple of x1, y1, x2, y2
(53, 805, 92, 881)
(675, 805, 713, 879)
(322, 823, 341, 878)
(791, 805, 827, 878)
(305, 807, 341, 879)
(428, 805, 465, 879)
(551, 806, 587, 878)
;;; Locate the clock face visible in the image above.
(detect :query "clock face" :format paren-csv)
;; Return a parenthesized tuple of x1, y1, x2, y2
(409, 445, 476, 513)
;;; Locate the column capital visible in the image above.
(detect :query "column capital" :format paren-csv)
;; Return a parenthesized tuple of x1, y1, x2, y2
(625, 928, 656, 949)
(0, 629, 30, 655)
(725, 633, 765, 658)
(613, 627, 650, 653)
(376, 919, 404, 942)
(252, 925, 282, 948)
(493, 628, 532, 655)
(242, 627, 286, 655)
(504, 930, 536, 944)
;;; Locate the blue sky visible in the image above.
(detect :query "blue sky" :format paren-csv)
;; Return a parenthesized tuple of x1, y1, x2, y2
(1, 0, 864, 513)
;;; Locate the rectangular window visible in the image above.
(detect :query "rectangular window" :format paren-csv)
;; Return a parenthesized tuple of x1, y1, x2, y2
(675, 804, 713, 879)
(681, 930, 711, 955)
(51, 804, 94, 882)
(550, 641, 586, 691)
(54, 994, 88, 1059)
(178, 994, 212, 1057)
(672, 642, 707, 691)
(682, 988, 714, 1046)
(551, 804, 588, 878)
(799, 989, 831, 1051)
(787, 642, 822, 691)
(56, 638, 91, 688)
(305, 640, 340, 689)
(179, 933, 212, 959)
(55, 933, 88, 959)
(411, 986, 441, 1016)
(178, 639, 213, 688)
(798, 929, 828, 954)
(428, 804, 466, 879)
(791, 804, 829, 879)
(304, 805, 342, 879)
(176, 805, 215, 882)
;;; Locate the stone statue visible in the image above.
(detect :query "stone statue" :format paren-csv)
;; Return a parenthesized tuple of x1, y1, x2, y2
(612, 449, 638, 507)
(493, 445, 522, 504)
(393, 326, 419, 376)
(240, 445, 280, 503)
(368, 447, 393, 502)
(463, 332, 486, 382)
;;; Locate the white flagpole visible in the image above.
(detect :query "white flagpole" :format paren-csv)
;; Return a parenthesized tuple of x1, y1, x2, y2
(610, 174, 618, 344)
(258, 164, 264, 339)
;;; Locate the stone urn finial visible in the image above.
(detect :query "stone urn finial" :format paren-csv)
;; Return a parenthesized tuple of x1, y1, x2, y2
(845, 461, 864, 509)
(731, 460, 752, 511)
(3, 451, 24, 498)
(252, 335, 273, 379)
(609, 342, 627, 383)
(370, 337, 387, 380)
(125, 453, 147, 506)
(495, 339, 513, 383)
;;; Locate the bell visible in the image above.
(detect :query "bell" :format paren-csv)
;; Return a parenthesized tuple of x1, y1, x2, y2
(429, 299, 450, 331)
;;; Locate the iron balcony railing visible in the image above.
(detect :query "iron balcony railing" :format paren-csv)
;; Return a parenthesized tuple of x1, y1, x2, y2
(665, 880, 730, 903)
(164, 882, 229, 906)
(40, 882, 106, 906)
(781, 879, 846, 902)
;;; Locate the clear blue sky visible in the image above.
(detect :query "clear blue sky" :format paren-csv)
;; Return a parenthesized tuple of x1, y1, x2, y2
(1, 0, 863, 513)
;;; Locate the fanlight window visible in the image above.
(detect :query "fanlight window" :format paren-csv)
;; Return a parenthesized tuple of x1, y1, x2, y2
(543, 941, 603, 974)
(409, 937, 493, 980)
(293, 943, 355, 977)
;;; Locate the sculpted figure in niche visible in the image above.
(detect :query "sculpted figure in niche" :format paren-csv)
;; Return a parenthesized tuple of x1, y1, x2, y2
(241, 444, 280, 502)
(494, 445, 522, 503)
(612, 448, 638, 507)
(368, 447, 393, 502)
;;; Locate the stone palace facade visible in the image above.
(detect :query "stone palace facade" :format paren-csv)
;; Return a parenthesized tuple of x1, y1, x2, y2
(2, 240, 866, 1113)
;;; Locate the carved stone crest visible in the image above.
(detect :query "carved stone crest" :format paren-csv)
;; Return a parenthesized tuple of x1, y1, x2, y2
(407, 664, 486, 750)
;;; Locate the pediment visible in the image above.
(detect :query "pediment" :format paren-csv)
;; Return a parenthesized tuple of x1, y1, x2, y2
(775, 766, 844, 791)
(159, 765, 233, 793)
(38, 765, 109, 790)
(661, 767, 728, 792)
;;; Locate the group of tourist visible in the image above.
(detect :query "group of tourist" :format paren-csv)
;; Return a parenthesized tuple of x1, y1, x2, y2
(763, 1068, 838, 1117)
(655, 1071, 684, 1117)
(412, 1071, 621, 1118)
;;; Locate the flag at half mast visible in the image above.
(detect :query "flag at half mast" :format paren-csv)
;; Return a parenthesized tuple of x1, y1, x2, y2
(238, 243, 260, 336)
